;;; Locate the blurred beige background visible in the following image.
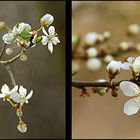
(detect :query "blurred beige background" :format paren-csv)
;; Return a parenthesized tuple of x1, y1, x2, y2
(72, 1, 140, 139)
(0, 1, 65, 139)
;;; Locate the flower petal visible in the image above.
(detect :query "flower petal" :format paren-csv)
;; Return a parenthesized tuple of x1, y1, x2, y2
(26, 90, 33, 100)
(0, 94, 4, 98)
(41, 35, 48, 45)
(19, 86, 27, 96)
(48, 42, 53, 53)
(42, 27, 48, 36)
(127, 57, 135, 63)
(120, 81, 140, 96)
(121, 62, 131, 70)
(10, 85, 18, 95)
(48, 26, 55, 35)
(124, 99, 140, 115)
(1, 84, 10, 94)
(10, 92, 20, 103)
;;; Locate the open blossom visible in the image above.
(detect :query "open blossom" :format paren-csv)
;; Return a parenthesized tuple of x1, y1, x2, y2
(41, 14, 54, 27)
(106, 60, 121, 75)
(0, 84, 17, 101)
(12, 22, 31, 36)
(121, 56, 140, 74)
(42, 26, 60, 53)
(2, 22, 31, 44)
(10, 85, 33, 104)
(120, 81, 140, 115)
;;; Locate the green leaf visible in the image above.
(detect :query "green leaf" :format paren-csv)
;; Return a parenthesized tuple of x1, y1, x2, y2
(34, 36, 42, 44)
(19, 29, 31, 41)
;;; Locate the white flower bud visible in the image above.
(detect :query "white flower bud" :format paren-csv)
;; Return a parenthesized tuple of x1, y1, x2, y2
(41, 14, 54, 27)
(119, 41, 130, 51)
(132, 60, 140, 73)
(128, 24, 140, 35)
(107, 60, 121, 75)
(0, 21, 6, 29)
(86, 58, 101, 71)
(84, 32, 98, 45)
(6, 48, 13, 55)
(17, 122, 27, 133)
(103, 31, 111, 40)
(2, 33, 14, 44)
(104, 55, 114, 63)
(98, 34, 105, 42)
(86, 47, 98, 58)
(20, 53, 27, 61)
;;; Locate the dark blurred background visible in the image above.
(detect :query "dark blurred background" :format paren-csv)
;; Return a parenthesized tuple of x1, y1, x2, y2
(0, 1, 65, 139)
(72, 1, 140, 139)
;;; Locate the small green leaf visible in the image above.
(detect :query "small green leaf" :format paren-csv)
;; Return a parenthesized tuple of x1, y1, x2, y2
(19, 29, 31, 41)
(34, 36, 42, 44)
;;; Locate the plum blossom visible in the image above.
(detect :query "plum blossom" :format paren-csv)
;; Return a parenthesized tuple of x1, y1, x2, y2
(41, 14, 54, 27)
(10, 85, 33, 104)
(120, 81, 140, 115)
(106, 60, 122, 75)
(0, 84, 17, 101)
(41, 26, 60, 53)
(121, 56, 140, 74)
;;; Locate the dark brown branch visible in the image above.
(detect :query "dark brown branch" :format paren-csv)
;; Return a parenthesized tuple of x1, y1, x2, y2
(72, 79, 134, 89)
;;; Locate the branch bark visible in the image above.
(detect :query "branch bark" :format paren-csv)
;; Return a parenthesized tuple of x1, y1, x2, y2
(72, 79, 134, 89)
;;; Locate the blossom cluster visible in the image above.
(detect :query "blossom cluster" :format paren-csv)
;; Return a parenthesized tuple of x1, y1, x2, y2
(106, 56, 140, 116)
(0, 13, 60, 133)
(0, 84, 33, 133)
(1, 13, 60, 56)
(72, 24, 140, 73)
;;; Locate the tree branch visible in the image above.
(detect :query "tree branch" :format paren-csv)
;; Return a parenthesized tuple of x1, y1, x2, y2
(0, 44, 6, 60)
(5, 64, 16, 86)
(72, 79, 134, 89)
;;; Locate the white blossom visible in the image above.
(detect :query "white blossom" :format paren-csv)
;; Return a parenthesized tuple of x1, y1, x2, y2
(86, 47, 98, 58)
(120, 81, 140, 115)
(104, 55, 114, 63)
(2, 33, 15, 44)
(106, 60, 121, 75)
(41, 14, 54, 27)
(103, 31, 111, 40)
(128, 24, 140, 35)
(119, 41, 130, 51)
(41, 26, 60, 53)
(121, 56, 140, 74)
(10, 85, 33, 104)
(12, 22, 31, 35)
(0, 84, 18, 101)
(86, 58, 101, 71)
(84, 32, 98, 45)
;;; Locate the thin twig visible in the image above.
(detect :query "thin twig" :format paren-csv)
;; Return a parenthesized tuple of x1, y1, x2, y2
(5, 64, 16, 86)
(0, 44, 6, 60)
